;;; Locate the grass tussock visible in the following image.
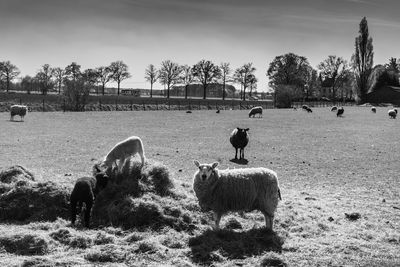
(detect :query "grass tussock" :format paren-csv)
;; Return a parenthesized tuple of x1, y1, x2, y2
(0, 234, 49, 255)
(0, 165, 35, 184)
(85, 244, 128, 263)
(0, 180, 70, 222)
(91, 160, 193, 231)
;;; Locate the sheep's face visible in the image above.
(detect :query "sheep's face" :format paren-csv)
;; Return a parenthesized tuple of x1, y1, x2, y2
(194, 160, 219, 182)
(236, 128, 249, 138)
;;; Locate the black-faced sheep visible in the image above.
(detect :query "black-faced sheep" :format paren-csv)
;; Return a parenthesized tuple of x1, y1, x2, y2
(337, 107, 344, 117)
(102, 136, 146, 171)
(302, 105, 309, 110)
(306, 107, 313, 113)
(70, 170, 108, 227)
(10, 105, 28, 121)
(388, 109, 397, 119)
(248, 106, 262, 118)
(230, 127, 249, 160)
(192, 161, 281, 231)
(331, 106, 338, 112)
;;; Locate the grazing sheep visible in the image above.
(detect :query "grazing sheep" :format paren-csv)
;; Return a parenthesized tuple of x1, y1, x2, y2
(70, 169, 108, 227)
(192, 161, 281, 230)
(371, 107, 376, 113)
(302, 105, 309, 110)
(331, 106, 338, 112)
(337, 107, 344, 117)
(306, 107, 313, 113)
(10, 105, 28, 121)
(216, 109, 220, 113)
(388, 109, 397, 119)
(248, 106, 262, 118)
(102, 136, 146, 171)
(230, 127, 249, 160)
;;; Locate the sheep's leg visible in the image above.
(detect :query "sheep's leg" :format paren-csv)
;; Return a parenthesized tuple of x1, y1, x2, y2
(262, 211, 274, 230)
(234, 148, 238, 159)
(84, 200, 93, 228)
(139, 152, 145, 167)
(213, 212, 222, 230)
(70, 200, 78, 225)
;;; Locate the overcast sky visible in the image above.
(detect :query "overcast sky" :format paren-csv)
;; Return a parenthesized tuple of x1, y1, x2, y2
(1, 0, 399, 91)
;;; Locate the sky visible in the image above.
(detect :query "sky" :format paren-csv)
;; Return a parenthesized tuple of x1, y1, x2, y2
(1, 0, 400, 92)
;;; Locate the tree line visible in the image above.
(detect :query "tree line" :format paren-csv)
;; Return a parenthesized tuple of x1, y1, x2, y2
(1, 17, 399, 107)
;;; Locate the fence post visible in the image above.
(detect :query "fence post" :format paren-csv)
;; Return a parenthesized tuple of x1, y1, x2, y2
(156, 101, 158, 110)
(42, 99, 45, 112)
(130, 100, 133, 111)
(168, 101, 171, 110)
(115, 98, 118, 111)
(178, 101, 180, 110)
(143, 101, 145, 111)
(99, 99, 102, 111)
(63, 99, 66, 112)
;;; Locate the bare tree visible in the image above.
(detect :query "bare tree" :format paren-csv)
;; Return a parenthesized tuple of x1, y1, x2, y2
(192, 59, 221, 99)
(234, 63, 256, 100)
(159, 60, 181, 98)
(317, 56, 349, 101)
(52, 67, 65, 94)
(96, 66, 112, 95)
(220, 62, 231, 100)
(247, 74, 258, 97)
(351, 16, 374, 103)
(144, 64, 158, 98)
(109, 60, 131, 95)
(83, 68, 99, 94)
(179, 65, 195, 99)
(0, 61, 20, 92)
(35, 64, 54, 95)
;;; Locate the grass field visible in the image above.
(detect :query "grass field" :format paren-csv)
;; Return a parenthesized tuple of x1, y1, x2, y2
(0, 107, 399, 266)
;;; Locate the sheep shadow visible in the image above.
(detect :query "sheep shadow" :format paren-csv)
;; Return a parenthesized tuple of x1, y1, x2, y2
(189, 228, 283, 264)
(230, 158, 248, 165)
(8, 120, 24, 123)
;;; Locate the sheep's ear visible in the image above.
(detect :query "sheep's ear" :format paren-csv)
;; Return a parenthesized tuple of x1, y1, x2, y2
(194, 160, 200, 168)
(211, 162, 219, 169)
(245, 128, 249, 131)
(236, 127, 241, 130)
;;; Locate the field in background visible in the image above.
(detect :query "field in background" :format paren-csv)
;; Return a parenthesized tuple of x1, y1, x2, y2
(0, 107, 399, 266)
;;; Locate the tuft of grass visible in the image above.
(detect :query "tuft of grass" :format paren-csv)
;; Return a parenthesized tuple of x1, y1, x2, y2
(49, 228, 71, 245)
(69, 235, 92, 249)
(141, 162, 174, 196)
(136, 240, 159, 254)
(85, 244, 127, 263)
(260, 252, 287, 267)
(0, 234, 49, 255)
(124, 232, 144, 243)
(94, 231, 115, 245)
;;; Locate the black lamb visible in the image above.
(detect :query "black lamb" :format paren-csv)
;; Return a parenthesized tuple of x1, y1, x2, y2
(230, 127, 249, 160)
(70, 171, 108, 227)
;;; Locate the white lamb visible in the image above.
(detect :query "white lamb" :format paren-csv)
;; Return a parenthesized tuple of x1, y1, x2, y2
(102, 136, 146, 171)
(192, 160, 281, 231)
(388, 109, 397, 119)
(10, 105, 28, 121)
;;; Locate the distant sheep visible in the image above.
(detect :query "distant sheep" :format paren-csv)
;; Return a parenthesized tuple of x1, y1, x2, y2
(102, 136, 146, 171)
(331, 106, 338, 112)
(193, 161, 281, 230)
(337, 107, 344, 117)
(306, 107, 313, 113)
(70, 168, 108, 227)
(302, 105, 312, 113)
(371, 107, 376, 113)
(10, 105, 28, 121)
(388, 109, 397, 119)
(230, 127, 249, 160)
(248, 106, 262, 118)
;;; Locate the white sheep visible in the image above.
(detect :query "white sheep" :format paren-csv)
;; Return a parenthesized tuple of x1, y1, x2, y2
(10, 105, 28, 121)
(102, 136, 146, 171)
(192, 160, 281, 231)
(248, 106, 263, 118)
(388, 109, 397, 119)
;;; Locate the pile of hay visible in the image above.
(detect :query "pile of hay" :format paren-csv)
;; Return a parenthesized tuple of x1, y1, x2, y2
(91, 159, 194, 231)
(0, 165, 70, 222)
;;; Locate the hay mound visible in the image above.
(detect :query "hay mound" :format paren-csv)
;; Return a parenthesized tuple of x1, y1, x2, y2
(0, 165, 35, 184)
(0, 180, 70, 222)
(91, 160, 193, 231)
(0, 234, 49, 255)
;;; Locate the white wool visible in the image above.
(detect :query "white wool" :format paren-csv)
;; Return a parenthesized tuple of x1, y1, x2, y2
(103, 136, 145, 170)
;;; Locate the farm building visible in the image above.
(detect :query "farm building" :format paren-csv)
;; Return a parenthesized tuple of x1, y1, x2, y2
(366, 86, 400, 105)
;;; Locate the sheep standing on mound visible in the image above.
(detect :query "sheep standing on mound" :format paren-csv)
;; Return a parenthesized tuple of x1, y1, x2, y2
(371, 107, 376, 113)
(331, 106, 338, 112)
(10, 105, 28, 121)
(230, 127, 249, 160)
(102, 136, 146, 171)
(248, 106, 262, 118)
(70, 169, 108, 227)
(337, 107, 344, 117)
(388, 109, 397, 119)
(192, 161, 281, 230)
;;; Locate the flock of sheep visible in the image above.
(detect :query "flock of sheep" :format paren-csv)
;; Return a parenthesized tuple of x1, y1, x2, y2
(7, 102, 398, 232)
